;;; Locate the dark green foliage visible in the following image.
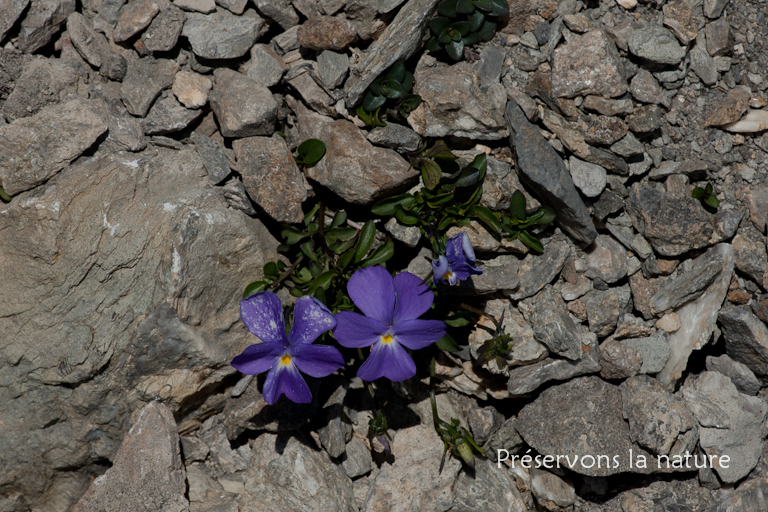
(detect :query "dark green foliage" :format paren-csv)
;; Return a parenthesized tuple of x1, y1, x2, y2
(428, 0, 509, 61)
(357, 61, 422, 127)
(487, 190, 556, 253)
(691, 182, 719, 211)
(0, 186, 10, 203)
(295, 139, 326, 167)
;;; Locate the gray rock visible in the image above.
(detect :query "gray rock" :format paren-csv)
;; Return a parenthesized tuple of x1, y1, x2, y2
(317, 50, 349, 90)
(704, 0, 730, 18)
(706, 17, 732, 56)
(452, 459, 528, 512)
(233, 135, 308, 223)
(505, 101, 597, 246)
(92, 0, 126, 28)
(2, 57, 79, 121)
(292, 99, 417, 205)
(272, 25, 300, 53)
(344, 0, 440, 106)
(732, 224, 768, 290)
(582, 95, 634, 116)
(600, 339, 643, 380)
(182, 10, 266, 60)
(241, 433, 355, 511)
(317, 382, 352, 458)
(72, 402, 188, 512)
(691, 41, 719, 86)
(687, 371, 767, 483)
(192, 135, 231, 185)
(708, 477, 768, 512)
(648, 159, 709, 181)
(180, 435, 209, 462)
(530, 468, 576, 510)
(0, 148, 278, 509)
(113, 0, 160, 42)
(209, 68, 277, 137)
(100, 51, 128, 81)
(585, 234, 628, 284)
(627, 175, 714, 257)
(0, 98, 107, 196)
(516, 376, 656, 476)
(628, 23, 687, 65)
(627, 104, 663, 134)
(142, 4, 185, 53)
(461, 254, 521, 295)
(710, 208, 742, 245)
(384, 217, 421, 247)
(173, 0, 215, 12)
(510, 239, 570, 300)
(585, 285, 632, 337)
(719, 306, 768, 383)
(477, 44, 506, 90)
(650, 247, 725, 316)
(611, 133, 645, 158)
(253, 0, 299, 30)
(216, 0, 247, 14)
(298, 15, 357, 51)
(583, 114, 628, 146)
(551, 29, 626, 98)
(630, 68, 665, 105)
(485, 416, 524, 461)
(706, 355, 762, 396)
(506, 343, 601, 395)
(620, 375, 695, 455)
(568, 157, 607, 198)
(141, 92, 204, 135)
(342, 436, 372, 478)
(621, 333, 671, 374)
(0, 0, 29, 43)
(662, 0, 699, 45)
(121, 57, 179, 117)
(408, 63, 507, 140)
(89, 95, 147, 152)
(287, 71, 335, 115)
(592, 189, 625, 220)
(18, 0, 76, 53)
(67, 12, 110, 69)
(367, 124, 421, 152)
(657, 244, 734, 387)
(361, 425, 460, 512)
(242, 44, 287, 88)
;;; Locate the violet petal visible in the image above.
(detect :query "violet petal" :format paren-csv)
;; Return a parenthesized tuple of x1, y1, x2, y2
(347, 266, 395, 324)
(432, 255, 449, 285)
(333, 310, 388, 348)
(240, 292, 287, 344)
(357, 341, 416, 382)
(392, 271, 434, 323)
(230, 342, 282, 375)
(288, 295, 337, 345)
(263, 363, 312, 405)
(291, 343, 345, 378)
(391, 319, 447, 350)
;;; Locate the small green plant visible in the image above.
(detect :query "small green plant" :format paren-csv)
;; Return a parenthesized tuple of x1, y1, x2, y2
(495, 191, 556, 253)
(0, 186, 10, 203)
(427, 0, 509, 61)
(692, 182, 719, 211)
(357, 61, 422, 127)
(295, 139, 326, 167)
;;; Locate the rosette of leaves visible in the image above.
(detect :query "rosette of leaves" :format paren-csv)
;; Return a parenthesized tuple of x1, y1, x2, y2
(476, 190, 555, 253)
(372, 150, 488, 254)
(427, 0, 509, 61)
(692, 182, 719, 211)
(357, 61, 422, 127)
(242, 204, 395, 310)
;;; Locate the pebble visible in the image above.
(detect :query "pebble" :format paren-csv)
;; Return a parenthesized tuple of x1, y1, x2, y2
(568, 157, 607, 198)
(656, 312, 681, 332)
(172, 71, 212, 109)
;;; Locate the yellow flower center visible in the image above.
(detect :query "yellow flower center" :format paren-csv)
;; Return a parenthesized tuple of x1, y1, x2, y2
(443, 271, 453, 281)
(280, 354, 292, 365)
(381, 334, 393, 344)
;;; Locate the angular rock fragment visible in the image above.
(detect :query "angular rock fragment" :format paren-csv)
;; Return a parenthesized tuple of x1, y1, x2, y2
(585, 234, 627, 284)
(342, 436, 372, 479)
(650, 248, 725, 316)
(551, 29, 626, 98)
(627, 23, 686, 65)
(317, 50, 349, 90)
(209, 68, 277, 137)
(408, 63, 508, 140)
(0, 98, 107, 195)
(507, 343, 600, 396)
(216, 0, 247, 15)
(568, 157, 606, 198)
(703, 87, 751, 127)
(141, 4, 185, 53)
(510, 239, 570, 300)
(706, 355, 762, 396)
(584, 286, 631, 337)
(366, 124, 420, 152)
(89, 95, 147, 152)
(172, 71, 212, 109)
(453, 459, 528, 512)
(0, 0, 29, 44)
(192, 134, 231, 184)
(662, 0, 699, 45)
(252, 0, 299, 30)
(121, 57, 178, 117)
(72, 402, 189, 512)
(521, 286, 584, 361)
(18, 0, 76, 53)
(182, 9, 266, 60)
(67, 12, 110, 68)
(113, 0, 160, 42)
(600, 339, 643, 380)
(298, 16, 357, 51)
(719, 306, 768, 383)
(233, 135, 308, 223)
(2, 57, 78, 121)
(705, 17, 732, 57)
(243, 44, 287, 88)
(141, 92, 203, 135)
(505, 101, 596, 246)
(704, 0, 730, 19)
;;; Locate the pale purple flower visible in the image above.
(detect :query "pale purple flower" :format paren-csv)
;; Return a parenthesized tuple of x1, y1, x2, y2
(333, 266, 447, 381)
(432, 232, 483, 285)
(231, 292, 343, 405)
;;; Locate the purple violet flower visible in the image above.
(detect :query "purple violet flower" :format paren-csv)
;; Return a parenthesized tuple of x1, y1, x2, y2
(432, 232, 483, 285)
(333, 266, 447, 381)
(231, 292, 343, 405)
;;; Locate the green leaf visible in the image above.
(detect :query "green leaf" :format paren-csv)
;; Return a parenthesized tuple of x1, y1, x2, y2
(426, 36, 442, 52)
(509, 190, 527, 221)
(691, 187, 705, 199)
(456, 0, 475, 14)
(424, 140, 456, 160)
(452, 21, 471, 36)
(325, 226, 357, 245)
(461, 32, 480, 45)
(426, 192, 454, 208)
(399, 94, 422, 114)
(437, 0, 458, 18)
(444, 311, 475, 327)
(394, 204, 419, 225)
(370, 76, 384, 96)
(295, 266, 313, 284)
(519, 230, 543, 252)
(263, 261, 280, 278)
(290, 286, 305, 297)
(338, 248, 355, 269)
(307, 271, 336, 295)
(472, 0, 493, 11)
(477, 19, 497, 41)
(296, 139, 326, 167)
(421, 158, 442, 190)
(300, 241, 319, 262)
(401, 70, 414, 92)
(705, 183, 713, 195)
(362, 238, 395, 267)
(430, 17, 452, 35)
(439, 28, 457, 45)
(472, 205, 502, 234)
(329, 210, 347, 228)
(468, 10, 485, 31)
(330, 237, 357, 254)
(385, 61, 406, 83)
(303, 203, 321, 226)
(536, 206, 556, 225)
(281, 227, 308, 245)
(453, 169, 481, 188)
(490, 0, 509, 16)
(705, 195, 720, 209)
(446, 39, 464, 61)
(381, 79, 405, 99)
(436, 334, 460, 352)
(355, 221, 377, 262)
(0, 186, 11, 202)
(437, 215, 456, 232)
(243, 281, 268, 298)
(372, 194, 416, 216)
(362, 90, 386, 112)
(356, 105, 374, 126)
